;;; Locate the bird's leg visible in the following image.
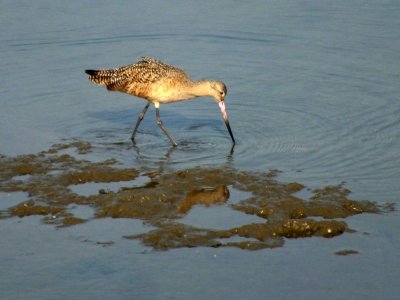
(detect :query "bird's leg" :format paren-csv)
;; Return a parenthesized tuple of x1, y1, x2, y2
(156, 107, 178, 147)
(131, 102, 150, 142)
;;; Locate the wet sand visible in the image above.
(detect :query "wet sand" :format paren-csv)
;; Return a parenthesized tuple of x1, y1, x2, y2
(0, 141, 392, 251)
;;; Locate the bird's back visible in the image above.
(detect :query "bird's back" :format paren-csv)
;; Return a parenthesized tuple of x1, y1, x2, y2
(85, 57, 190, 100)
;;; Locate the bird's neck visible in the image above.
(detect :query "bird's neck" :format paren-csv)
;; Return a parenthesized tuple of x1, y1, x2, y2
(186, 80, 212, 98)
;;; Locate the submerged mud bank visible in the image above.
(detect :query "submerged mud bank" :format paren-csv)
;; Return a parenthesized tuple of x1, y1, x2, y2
(0, 142, 393, 250)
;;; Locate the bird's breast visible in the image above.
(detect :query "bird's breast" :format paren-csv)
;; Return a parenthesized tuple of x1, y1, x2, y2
(148, 81, 196, 103)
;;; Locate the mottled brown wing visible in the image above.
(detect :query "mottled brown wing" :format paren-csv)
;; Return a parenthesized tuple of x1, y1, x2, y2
(106, 57, 188, 92)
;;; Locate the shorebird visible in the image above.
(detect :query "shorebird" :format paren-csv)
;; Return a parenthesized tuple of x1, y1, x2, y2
(85, 57, 235, 147)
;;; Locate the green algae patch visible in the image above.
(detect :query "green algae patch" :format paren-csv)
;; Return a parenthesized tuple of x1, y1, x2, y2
(10, 200, 64, 217)
(47, 140, 92, 155)
(0, 141, 393, 251)
(60, 166, 138, 185)
(42, 214, 88, 227)
(335, 249, 359, 256)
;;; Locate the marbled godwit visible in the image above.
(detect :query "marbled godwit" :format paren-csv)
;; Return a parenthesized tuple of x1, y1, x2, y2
(85, 57, 235, 147)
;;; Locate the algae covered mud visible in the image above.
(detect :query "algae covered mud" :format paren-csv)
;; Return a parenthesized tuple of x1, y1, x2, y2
(0, 141, 392, 251)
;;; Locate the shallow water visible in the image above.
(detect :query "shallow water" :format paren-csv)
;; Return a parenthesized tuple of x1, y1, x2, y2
(1, 1, 400, 299)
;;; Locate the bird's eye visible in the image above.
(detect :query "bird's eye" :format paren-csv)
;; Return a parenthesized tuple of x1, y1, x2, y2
(220, 91, 224, 96)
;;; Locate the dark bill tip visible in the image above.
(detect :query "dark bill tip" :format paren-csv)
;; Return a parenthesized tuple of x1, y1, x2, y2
(218, 101, 235, 144)
(224, 118, 236, 144)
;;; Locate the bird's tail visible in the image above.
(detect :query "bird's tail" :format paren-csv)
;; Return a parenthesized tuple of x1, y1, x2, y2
(85, 69, 115, 85)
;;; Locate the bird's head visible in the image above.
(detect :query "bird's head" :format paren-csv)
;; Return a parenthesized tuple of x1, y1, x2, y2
(209, 80, 227, 102)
